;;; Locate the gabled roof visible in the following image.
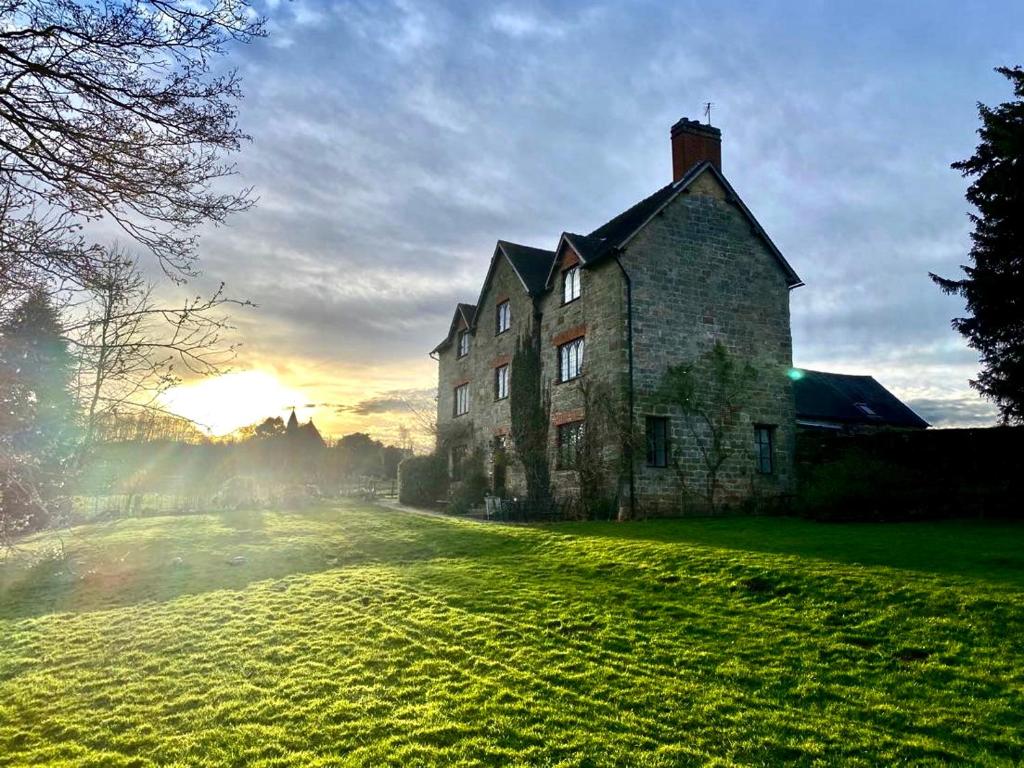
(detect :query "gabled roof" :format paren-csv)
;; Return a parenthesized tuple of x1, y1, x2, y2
(794, 369, 929, 429)
(434, 160, 804, 357)
(561, 232, 607, 263)
(431, 302, 476, 354)
(546, 161, 803, 289)
(496, 241, 554, 296)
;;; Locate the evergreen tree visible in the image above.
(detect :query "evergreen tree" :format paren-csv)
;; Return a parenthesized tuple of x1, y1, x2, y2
(931, 66, 1024, 423)
(509, 320, 552, 513)
(0, 289, 80, 536)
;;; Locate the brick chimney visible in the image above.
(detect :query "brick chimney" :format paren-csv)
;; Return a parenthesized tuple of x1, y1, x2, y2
(671, 117, 721, 181)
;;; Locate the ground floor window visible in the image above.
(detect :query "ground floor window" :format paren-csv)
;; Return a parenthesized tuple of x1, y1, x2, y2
(557, 420, 584, 469)
(754, 425, 774, 474)
(646, 416, 670, 467)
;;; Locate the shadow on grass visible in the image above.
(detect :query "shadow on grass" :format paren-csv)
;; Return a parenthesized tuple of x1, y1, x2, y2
(0, 506, 538, 620)
(549, 516, 1024, 587)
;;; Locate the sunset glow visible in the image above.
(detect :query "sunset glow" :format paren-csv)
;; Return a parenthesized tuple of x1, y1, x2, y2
(159, 371, 312, 436)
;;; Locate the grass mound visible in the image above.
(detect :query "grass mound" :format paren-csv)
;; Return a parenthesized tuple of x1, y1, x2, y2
(1, 506, 1022, 766)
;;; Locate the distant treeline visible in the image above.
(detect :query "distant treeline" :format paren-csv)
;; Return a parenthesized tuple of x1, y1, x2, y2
(78, 417, 411, 510)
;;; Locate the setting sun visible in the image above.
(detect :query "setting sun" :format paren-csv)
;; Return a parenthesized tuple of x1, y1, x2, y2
(159, 371, 311, 436)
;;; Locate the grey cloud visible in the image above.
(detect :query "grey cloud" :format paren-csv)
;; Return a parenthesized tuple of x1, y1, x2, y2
(337, 387, 437, 415)
(182, 0, 1022, 424)
(907, 397, 1000, 429)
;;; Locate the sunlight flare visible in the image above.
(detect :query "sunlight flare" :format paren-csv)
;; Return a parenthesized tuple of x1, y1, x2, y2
(159, 371, 310, 436)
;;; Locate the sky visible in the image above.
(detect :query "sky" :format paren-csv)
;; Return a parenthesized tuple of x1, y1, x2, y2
(154, 0, 1024, 442)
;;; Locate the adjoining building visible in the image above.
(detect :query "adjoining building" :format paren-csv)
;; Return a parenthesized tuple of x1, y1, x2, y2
(792, 369, 928, 433)
(431, 117, 804, 516)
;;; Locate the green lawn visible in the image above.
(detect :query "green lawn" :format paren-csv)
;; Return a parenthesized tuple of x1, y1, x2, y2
(1, 507, 1022, 766)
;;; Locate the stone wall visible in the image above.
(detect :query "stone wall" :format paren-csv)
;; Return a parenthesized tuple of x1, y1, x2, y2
(621, 170, 796, 515)
(436, 254, 534, 496)
(435, 248, 631, 506)
(435, 167, 797, 517)
(537, 255, 629, 504)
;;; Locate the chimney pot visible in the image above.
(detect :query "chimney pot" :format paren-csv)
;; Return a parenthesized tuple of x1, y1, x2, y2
(671, 117, 721, 181)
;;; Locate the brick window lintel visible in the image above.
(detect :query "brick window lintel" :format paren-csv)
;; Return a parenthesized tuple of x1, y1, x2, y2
(551, 324, 586, 347)
(552, 408, 585, 426)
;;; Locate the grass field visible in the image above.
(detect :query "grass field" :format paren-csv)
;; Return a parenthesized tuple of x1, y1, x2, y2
(1, 506, 1023, 766)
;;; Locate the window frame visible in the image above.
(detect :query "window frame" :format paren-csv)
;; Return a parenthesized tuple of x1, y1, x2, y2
(495, 300, 511, 335)
(562, 265, 581, 304)
(558, 336, 585, 383)
(645, 416, 670, 468)
(557, 420, 585, 470)
(494, 364, 509, 401)
(754, 424, 774, 475)
(457, 329, 470, 358)
(453, 383, 470, 417)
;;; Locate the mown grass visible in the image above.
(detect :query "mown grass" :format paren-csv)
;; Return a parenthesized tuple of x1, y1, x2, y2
(1, 506, 1022, 767)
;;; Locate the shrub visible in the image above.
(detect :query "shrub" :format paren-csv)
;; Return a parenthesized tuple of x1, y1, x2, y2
(398, 454, 448, 508)
(795, 450, 937, 521)
(447, 450, 488, 516)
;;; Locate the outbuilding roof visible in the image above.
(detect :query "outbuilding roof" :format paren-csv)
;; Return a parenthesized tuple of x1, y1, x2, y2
(793, 369, 929, 429)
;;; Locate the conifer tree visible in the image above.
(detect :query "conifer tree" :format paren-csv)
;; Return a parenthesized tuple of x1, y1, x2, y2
(509, 319, 552, 513)
(0, 289, 80, 536)
(931, 66, 1024, 423)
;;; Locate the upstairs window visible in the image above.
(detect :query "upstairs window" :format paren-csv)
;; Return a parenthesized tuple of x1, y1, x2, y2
(558, 336, 585, 382)
(457, 330, 470, 358)
(454, 383, 469, 416)
(496, 301, 511, 334)
(557, 420, 584, 469)
(563, 265, 581, 304)
(495, 364, 509, 400)
(646, 416, 670, 467)
(754, 425, 774, 474)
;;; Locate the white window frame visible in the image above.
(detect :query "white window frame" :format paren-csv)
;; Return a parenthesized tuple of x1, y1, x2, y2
(558, 336, 585, 382)
(454, 383, 470, 416)
(563, 266, 581, 304)
(496, 301, 511, 335)
(457, 330, 470, 358)
(495, 364, 509, 400)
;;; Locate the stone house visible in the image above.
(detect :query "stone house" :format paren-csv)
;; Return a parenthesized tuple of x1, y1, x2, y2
(430, 118, 804, 516)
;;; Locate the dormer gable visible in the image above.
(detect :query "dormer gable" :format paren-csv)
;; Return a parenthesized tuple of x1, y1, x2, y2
(430, 302, 476, 355)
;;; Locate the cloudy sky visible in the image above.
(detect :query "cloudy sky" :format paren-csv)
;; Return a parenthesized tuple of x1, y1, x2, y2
(160, 0, 1023, 442)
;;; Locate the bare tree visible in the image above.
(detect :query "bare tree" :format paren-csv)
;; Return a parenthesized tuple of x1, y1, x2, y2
(0, 0, 264, 289)
(660, 342, 757, 513)
(68, 245, 247, 446)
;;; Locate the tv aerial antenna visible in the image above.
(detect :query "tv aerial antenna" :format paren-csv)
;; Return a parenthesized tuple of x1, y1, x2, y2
(703, 102, 714, 125)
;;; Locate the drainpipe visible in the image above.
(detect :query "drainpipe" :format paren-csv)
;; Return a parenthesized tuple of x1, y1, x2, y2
(613, 253, 636, 519)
